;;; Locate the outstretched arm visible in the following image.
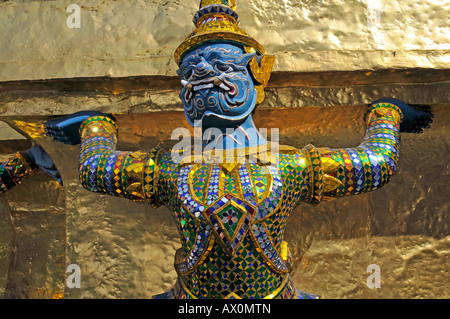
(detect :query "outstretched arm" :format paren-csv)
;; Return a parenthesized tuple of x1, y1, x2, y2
(78, 116, 163, 204)
(302, 98, 433, 204)
(44, 112, 164, 206)
(0, 145, 62, 194)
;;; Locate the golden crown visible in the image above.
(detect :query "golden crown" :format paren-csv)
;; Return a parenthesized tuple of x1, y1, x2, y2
(174, 0, 275, 104)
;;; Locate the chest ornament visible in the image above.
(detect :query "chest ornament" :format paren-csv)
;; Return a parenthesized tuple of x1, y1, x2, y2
(175, 160, 290, 275)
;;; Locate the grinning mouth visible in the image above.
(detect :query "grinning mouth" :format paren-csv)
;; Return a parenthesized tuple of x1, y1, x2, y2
(183, 75, 237, 102)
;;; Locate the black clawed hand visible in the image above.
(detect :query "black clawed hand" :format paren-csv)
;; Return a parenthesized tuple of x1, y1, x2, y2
(43, 111, 114, 145)
(371, 98, 434, 134)
(400, 105, 434, 134)
(25, 145, 63, 185)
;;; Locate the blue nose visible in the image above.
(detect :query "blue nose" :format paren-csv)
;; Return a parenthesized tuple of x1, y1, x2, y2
(192, 57, 216, 79)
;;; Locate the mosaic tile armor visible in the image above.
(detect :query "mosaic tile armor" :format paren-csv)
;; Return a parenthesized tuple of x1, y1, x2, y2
(0, 152, 38, 194)
(78, 101, 402, 299)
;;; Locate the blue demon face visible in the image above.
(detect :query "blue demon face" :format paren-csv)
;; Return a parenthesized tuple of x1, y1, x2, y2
(177, 43, 257, 128)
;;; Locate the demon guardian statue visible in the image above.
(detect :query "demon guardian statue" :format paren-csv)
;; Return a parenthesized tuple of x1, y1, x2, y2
(43, 0, 433, 299)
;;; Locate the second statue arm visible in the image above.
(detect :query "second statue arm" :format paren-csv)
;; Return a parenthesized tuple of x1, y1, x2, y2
(302, 98, 433, 204)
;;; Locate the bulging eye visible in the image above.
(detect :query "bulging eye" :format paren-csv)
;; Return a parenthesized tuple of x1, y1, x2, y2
(216, 63, 232, 73)
(184, 69, 193, 80)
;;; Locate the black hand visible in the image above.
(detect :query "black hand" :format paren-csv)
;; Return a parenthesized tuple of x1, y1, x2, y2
(43, 111, 115, 145)
(25, 145, 63, 185)
(371, 98, 434, 133)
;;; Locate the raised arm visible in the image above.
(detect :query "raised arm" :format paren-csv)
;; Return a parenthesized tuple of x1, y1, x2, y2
(301, 98, 433, 204)
(79, 116, 163, 205)
(44, 112, 163, 206)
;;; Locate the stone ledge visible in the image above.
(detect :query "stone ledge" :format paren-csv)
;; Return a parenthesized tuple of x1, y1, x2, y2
(0, 68, 448, 117)
(1, 68, 449, 93)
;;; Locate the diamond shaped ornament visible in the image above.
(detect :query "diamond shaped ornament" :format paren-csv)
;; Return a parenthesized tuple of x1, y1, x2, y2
(203, 194, 257, 256)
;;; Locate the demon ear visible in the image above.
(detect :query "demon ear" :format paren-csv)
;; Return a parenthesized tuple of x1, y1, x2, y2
(242, 47, 276, 105)
(237, 51, 257, 66)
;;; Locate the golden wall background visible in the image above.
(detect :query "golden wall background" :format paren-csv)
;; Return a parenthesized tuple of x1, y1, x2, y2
(0, 0, 449, 299)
